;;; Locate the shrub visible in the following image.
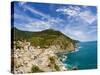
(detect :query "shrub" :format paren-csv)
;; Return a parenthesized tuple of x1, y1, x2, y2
(31, 65, 44, 73)
(49, 56, 55, 64)
(54, 64, 60, 71)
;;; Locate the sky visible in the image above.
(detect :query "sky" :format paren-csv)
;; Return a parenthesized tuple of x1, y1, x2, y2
(11, 1, 97, 41)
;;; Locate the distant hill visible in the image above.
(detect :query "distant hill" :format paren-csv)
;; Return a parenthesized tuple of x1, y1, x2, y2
(11, 27, 78, 51)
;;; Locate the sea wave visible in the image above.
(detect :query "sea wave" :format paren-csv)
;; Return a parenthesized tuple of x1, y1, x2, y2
(71, 46, 82, 53)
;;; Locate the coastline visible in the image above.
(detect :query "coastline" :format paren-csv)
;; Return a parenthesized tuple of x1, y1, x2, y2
(62, 41, 97, 70)
(56, 43, 80, 70)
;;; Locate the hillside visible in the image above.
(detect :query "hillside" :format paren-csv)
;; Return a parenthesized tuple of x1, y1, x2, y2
(11, 27, 78, 51)
(11, 27, 79, 73)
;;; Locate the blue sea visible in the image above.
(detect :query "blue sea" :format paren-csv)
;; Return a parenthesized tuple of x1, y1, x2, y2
(63, 41, 97, 70)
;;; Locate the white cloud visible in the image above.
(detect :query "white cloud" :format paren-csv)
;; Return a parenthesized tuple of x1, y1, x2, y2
(14, 4, 65, 31)
(23, 17, 65, 31)
(73, 31, 87, 39)
(61, 20, 97, 41)
(62, 27, 90, 41)
(14, 13, 33, 22)
(14, 17, 49, 31)
(14, 12, 64, 32)
(79, 11, 96, 24)
(23, 5, 65, 24)
(56, 6, 96, 24)
(18, 2, 50, 19)
(24, 5, 50, 19)
(56, 6, 80, 17)
(19, 2, 26, 6)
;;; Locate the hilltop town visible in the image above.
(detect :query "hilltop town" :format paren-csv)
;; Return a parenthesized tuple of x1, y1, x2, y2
(11, 28, 78, 73)
(11, 40, 67, 73)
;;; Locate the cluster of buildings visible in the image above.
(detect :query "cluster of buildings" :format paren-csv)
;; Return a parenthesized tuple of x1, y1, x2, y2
(12, 40, 67, 74)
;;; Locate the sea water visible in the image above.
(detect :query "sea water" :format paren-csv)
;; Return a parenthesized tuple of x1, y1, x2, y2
(63, 41, 97, 70)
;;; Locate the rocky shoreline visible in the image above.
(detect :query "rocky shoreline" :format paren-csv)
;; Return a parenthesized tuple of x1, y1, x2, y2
(11, 40, 68, 74)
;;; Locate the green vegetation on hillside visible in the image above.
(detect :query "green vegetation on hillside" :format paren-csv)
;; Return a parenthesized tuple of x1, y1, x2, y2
(12, 27, 78, 50)
(49, 56, 60, 71)
(31, 65, 44, 73)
